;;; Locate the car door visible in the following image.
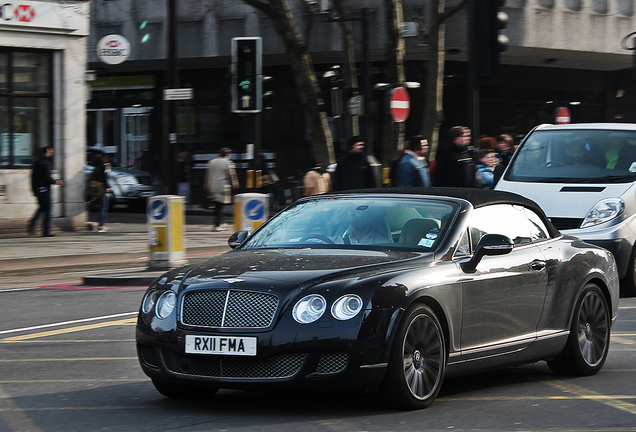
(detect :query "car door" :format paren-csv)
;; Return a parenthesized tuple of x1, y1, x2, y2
(458, 204, 549, 358)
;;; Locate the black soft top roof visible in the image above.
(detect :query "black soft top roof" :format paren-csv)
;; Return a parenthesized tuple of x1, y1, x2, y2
(324, 187, 560, 237)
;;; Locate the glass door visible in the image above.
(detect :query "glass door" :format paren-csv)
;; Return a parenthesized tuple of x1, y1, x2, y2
(122, 107, 152, 168)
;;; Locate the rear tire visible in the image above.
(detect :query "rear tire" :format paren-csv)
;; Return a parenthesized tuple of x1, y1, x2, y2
(382, 304, 446, 410)
(547, 283, 610, 376)
(151, 379, 219, 399)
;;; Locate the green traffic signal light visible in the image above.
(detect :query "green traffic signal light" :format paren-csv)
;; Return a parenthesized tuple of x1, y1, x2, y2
(239, 79, 252, 92)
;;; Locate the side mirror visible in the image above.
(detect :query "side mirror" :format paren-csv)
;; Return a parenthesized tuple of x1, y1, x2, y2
(461, 234, 514, 273)
(228, 230, 249, 249)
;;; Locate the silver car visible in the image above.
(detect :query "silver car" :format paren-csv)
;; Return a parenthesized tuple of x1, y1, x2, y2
(496, 123, 636, 296)
(86, 148, 158, 210)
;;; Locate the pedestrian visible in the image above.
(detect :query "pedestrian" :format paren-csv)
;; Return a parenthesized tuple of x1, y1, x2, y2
(475, 149, 499, 189)
(88, 155, 113, 232)
(493, 134, 515, 184)
(204, 147, 239, 232)
(332, 136, 377, 191)
(303, 160, 331, 196)
(27, 146, 63, 237)
(176, 151, 191, 203)
(433, 126, 476, 187)
(393, 135, 431, 188)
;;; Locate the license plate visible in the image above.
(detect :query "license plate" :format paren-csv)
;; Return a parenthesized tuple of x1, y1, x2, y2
(185, 335, 257, 356)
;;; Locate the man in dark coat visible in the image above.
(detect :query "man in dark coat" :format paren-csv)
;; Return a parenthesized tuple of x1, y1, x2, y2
(28, 146, 63, 237)
(433, 126, 476, 187)
(332, 136, 377, 191)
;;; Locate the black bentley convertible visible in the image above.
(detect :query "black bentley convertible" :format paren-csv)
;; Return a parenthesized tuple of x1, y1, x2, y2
(136, 188, 619, 409)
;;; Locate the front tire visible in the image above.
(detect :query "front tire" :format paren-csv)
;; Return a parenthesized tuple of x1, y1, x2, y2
(547, 283, 610, 376)
(382, 304, 446, 410)
(151, 379, 219, 399)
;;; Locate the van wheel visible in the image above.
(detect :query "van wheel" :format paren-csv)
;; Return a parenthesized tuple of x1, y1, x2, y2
(621, 247, 636, 297)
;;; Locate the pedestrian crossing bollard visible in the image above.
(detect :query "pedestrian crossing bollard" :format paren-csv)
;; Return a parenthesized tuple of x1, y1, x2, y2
(147, 195, 186, 269)
(233, 193, 269, 233)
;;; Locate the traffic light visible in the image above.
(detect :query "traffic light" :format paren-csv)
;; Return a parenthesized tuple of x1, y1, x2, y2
(231, 37, 262, 113)
(473, 0, 508, 78)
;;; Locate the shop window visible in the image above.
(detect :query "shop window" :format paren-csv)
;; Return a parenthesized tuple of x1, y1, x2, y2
(536, 0, 554, 8)
(564, 0, 582, 11)
(0, 50, 52, 167)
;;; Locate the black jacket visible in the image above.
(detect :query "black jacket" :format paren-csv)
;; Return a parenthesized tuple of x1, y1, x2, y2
(332, 152, 376, 191)
(31, 157, 56, 194)
(433, 141, 476, 188)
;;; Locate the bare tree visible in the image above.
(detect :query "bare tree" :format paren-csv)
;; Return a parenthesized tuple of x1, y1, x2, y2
(382, 0, 406, 166)
(420, 0, 469, 161)
(241, 0, 336, 167)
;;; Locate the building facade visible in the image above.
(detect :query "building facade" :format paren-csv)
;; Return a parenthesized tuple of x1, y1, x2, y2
(0, 0, 90, 230)
(86, 0, 636, 205)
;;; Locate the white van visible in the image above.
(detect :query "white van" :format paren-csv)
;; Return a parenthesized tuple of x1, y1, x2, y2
(495, 123, 636, 296)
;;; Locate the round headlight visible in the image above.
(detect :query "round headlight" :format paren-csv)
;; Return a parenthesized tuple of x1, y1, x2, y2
(155, 291, 176, 319)
(142, 290, 159, 314)
(581, 198, 624, 228)
(292, 294, 326, 324)
(331, 295, 363, 320)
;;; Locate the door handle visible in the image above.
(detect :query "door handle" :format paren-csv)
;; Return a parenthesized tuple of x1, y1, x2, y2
(531, 260, 546, 271)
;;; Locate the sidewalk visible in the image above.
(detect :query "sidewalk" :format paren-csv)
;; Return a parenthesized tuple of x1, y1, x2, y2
(0, 207, 234, 286)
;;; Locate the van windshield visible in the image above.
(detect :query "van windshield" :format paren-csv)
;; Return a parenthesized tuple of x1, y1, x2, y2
(507, 129, 636, 183)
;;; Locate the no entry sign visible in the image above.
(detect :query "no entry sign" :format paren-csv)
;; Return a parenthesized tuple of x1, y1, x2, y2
(390, 87, 410, 122)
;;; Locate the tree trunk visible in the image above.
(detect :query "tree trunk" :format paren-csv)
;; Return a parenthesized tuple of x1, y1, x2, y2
(423, 0, 446, 162)
(383, 0, 406, 166)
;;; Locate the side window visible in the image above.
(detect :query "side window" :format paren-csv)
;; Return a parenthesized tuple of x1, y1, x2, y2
(469, 204, 533, 247)
(524, 208, 550, 242)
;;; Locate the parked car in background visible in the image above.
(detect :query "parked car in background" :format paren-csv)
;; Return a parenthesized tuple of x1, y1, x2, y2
(136, 188, 619, 409)
(496, 123, 636, 296)
(85, 147, 158, 211)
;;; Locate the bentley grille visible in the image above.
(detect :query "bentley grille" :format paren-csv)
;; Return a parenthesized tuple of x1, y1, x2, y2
(181, 289, 279, 328)
(161, 348, 304, 379)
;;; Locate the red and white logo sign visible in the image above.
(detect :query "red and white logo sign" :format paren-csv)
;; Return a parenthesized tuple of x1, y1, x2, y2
(97, 34, 131, 65)
(15, 4, 35, 22)
(556, 106, 571, 124)
(390, 87, 410, 123)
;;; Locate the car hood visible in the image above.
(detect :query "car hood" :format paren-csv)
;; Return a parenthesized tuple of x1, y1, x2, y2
(496, 180, 634, 218)
(157, 248, 425, 292)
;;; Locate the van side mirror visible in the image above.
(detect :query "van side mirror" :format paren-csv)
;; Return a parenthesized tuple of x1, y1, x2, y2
(228, 230, 249, 249)
(461, 234, 514, 273)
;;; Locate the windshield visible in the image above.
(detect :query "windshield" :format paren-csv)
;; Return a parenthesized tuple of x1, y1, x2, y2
(507, 129, 636, 183)
(241, 196, 458, 251)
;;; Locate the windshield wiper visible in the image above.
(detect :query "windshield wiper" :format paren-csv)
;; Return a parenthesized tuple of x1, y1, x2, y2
(586, 174, 636, 183)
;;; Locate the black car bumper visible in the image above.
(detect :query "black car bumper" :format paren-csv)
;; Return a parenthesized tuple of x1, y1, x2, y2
(135, 308, 396, 393)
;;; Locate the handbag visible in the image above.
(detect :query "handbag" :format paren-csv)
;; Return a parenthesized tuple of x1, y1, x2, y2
(87, 180, 104, 199)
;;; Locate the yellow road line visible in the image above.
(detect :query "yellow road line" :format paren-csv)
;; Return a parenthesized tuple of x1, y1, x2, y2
(0, 357, 137, 362)
(0, 318, 136, 343)
(548, 380, 636, 416)
(0, 339, 136, 343)
(0, 379, 143, 383)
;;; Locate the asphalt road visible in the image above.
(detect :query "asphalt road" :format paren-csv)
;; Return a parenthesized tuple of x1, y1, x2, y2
(1, 270, 636, 431)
